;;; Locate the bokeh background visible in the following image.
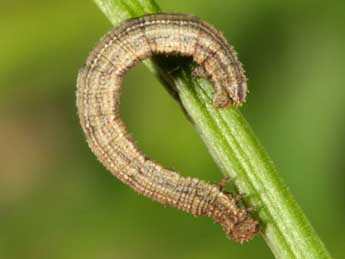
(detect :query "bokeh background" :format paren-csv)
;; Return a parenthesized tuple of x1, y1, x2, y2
(1, 0, 344, 258)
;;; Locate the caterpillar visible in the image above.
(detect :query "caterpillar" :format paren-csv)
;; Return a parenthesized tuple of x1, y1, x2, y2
(76, 13, 258, 243)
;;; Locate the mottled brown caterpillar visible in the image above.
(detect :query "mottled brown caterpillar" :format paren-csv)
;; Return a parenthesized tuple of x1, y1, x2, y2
(76, 13, 258, 243)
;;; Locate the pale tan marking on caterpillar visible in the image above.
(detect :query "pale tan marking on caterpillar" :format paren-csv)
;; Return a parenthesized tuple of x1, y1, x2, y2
(76, 13, 258, 243)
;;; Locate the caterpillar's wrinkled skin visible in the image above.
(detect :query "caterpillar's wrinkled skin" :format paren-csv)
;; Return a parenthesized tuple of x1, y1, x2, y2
(76, 13, 258, 243)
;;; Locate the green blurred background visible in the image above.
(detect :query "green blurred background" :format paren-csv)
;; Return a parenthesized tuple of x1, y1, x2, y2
(1, 0, 344, 258)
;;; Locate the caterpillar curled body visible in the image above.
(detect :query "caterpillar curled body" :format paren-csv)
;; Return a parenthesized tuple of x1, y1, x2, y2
(76, 13, 259, 243)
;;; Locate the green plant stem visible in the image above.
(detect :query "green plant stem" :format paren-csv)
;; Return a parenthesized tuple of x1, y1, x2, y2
(93, 0, 332, 258)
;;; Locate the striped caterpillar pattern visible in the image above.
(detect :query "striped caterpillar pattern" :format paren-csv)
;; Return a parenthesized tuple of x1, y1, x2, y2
(76, 13, 258, 243)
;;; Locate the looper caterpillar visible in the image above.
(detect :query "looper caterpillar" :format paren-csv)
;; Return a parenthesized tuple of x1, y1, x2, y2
(76, 13, 258, 243)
